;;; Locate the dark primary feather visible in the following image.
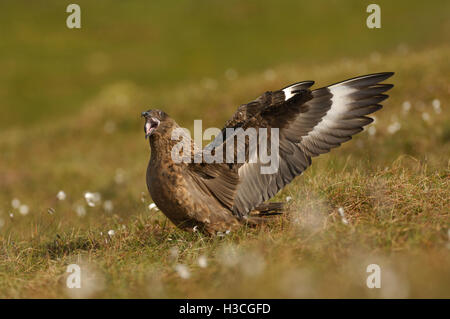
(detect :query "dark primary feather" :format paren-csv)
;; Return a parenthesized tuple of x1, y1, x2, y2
(202, 72, 394, 218)
(222, 81, 316, 130)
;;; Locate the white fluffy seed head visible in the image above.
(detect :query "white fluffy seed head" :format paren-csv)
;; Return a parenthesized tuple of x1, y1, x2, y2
(19, 205, 29, 216)
(11, 198, 20, 209)
(387, 122, 401, 134)
(422, 112, 431, 122)
(114, 169, 125, 184)
(75, 205, 86, 217)
(175, 264, 190, 279)
(84, 192, 101, 207)
(338, 207, 349, 225)
(56, 190, 67, 201)
(103, 200, 114, 213)
(432, 99, 441, 114)
(198, 255, 208, 268)
(402, 101, 411, 113)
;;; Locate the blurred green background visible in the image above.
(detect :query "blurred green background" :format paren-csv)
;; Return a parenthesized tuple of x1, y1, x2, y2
(0, 0, 448, 128)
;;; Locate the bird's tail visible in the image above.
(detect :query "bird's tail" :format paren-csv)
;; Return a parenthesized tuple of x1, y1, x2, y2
(252, 202, 284, 215)
(244, 202, 284, 225)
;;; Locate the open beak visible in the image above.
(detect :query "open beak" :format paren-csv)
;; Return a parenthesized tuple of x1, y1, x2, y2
(144, 117, 160, 139)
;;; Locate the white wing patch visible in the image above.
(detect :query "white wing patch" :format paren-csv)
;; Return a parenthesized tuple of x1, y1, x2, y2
(281, 81, 315, 101)
(282, 85, 297, 101)
(305, 84, 357, 138)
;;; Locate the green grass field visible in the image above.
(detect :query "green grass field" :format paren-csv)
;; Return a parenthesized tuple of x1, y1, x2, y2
(0, 1, 449, 298)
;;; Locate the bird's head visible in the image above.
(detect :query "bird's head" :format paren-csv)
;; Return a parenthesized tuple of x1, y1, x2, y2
(141, 109, 176, 140)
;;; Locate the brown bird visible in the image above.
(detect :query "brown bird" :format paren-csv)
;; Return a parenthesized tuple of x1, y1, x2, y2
(142, 72, 394, 235)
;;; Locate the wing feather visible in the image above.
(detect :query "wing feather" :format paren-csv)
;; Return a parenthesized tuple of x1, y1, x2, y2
(231, 72, 394, 216)
(201, 73, 394, 218)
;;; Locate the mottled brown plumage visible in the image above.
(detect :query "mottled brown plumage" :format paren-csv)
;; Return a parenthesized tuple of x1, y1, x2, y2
(143, 72, 394, 235)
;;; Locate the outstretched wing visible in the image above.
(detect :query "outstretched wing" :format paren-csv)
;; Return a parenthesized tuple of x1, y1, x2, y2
(189, 83, 314, 215)
(207, 72, 394, 218)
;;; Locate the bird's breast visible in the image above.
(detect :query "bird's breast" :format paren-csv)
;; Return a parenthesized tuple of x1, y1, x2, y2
(146, 160, 195, 222)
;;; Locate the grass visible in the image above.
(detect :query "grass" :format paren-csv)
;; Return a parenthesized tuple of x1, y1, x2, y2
(0, 1, 449, 298)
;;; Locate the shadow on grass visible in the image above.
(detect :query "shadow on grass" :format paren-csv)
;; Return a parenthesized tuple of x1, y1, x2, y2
(40, 223, 209, 259)
(44, 235, 101, 259)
